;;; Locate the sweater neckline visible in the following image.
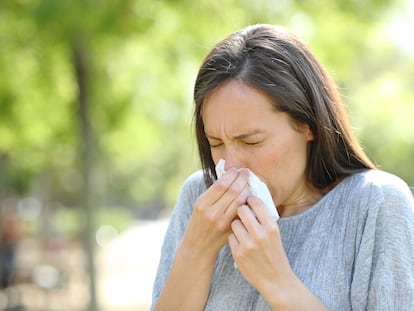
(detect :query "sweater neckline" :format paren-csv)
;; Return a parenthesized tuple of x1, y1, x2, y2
(277, 172, 357, 223)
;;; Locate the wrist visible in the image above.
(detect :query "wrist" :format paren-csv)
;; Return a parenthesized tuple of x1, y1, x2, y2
(177, 237, 218, 269)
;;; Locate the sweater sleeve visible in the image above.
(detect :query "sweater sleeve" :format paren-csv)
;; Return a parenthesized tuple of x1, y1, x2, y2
(150, 171, 205, 310)
(351, 173, 414, 310)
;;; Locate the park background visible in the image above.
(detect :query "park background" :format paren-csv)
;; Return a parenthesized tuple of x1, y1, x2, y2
(0, 0, 413, 310)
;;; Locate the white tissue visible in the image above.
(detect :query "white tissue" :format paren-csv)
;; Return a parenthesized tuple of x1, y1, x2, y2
(215, 159, 279, 221)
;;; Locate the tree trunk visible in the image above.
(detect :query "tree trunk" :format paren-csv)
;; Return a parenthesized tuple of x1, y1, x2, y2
(73, 39, 98, 311)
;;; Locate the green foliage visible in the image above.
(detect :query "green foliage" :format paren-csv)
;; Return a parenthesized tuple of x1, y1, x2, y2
(0, 0, 413, 224)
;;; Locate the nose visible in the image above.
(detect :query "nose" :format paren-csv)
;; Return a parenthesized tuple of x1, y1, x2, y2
(223, 146, 244, 171)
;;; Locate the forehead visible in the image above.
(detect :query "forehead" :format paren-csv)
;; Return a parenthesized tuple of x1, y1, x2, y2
(201, 80, 286, 138)
(203, 80, 276, 117)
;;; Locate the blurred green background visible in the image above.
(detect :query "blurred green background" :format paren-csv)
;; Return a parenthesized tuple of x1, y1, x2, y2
(0, 0, 413, 310)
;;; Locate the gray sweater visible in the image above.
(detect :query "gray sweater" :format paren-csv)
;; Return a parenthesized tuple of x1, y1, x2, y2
(151, 170, 414, 310)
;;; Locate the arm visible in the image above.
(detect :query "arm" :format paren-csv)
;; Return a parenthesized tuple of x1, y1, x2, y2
(152, 168, 250, 311)
(153, 238, 217, 311)
(229, 196, 329, 310)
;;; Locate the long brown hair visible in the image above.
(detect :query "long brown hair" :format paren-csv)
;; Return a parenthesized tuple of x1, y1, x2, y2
(194, 24, 376, 188)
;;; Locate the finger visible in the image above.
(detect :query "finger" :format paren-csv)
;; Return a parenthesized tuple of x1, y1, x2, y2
(196, 168, 239, 207)
(228, 232, 239, 249)
(223, 182, 250, 217)
(211, 168, 239, 200)
(231, 217, 250, 242)
(237, 203, 261, 234)
(212, 169, 250, 210)
(247, 196, 277, 227)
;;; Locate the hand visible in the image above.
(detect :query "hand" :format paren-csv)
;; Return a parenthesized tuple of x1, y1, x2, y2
(228, 196, 292, 299)
(182, 168, 251, 261)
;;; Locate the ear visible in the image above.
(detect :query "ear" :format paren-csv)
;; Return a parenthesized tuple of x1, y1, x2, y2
(306, 126, 314, 142)
(300, 123, 314, 142)
(290, 118, 314, 142)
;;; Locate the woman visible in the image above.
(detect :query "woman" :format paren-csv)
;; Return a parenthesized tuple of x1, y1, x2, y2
(151, 24, 414, 310)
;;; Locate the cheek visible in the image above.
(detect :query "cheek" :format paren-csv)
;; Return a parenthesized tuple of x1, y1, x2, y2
(261, 143, 285, 166)
(249, 145, 282, 180)
(257, 143, 301, 183)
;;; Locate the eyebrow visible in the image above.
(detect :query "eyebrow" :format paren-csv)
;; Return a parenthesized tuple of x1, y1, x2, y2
(206, 130, 263, 141)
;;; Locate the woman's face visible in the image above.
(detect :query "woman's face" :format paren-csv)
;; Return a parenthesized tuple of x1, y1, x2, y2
(202, 80, 316, 213)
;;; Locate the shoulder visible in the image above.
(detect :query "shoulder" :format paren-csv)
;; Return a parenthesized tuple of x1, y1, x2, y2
(157, 171, 207, 247)
(180, 170, 207, 199)
(350, 169, 408, 187)
(324, 170, 413, 221)
(341, 170, 414, 221)
(171, 170, 207, 219)
(346, 170, 413, 202)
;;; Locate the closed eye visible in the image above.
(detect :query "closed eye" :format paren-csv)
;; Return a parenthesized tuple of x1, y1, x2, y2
(209, 142, 223, 148)
(243, 140, 263, 146)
